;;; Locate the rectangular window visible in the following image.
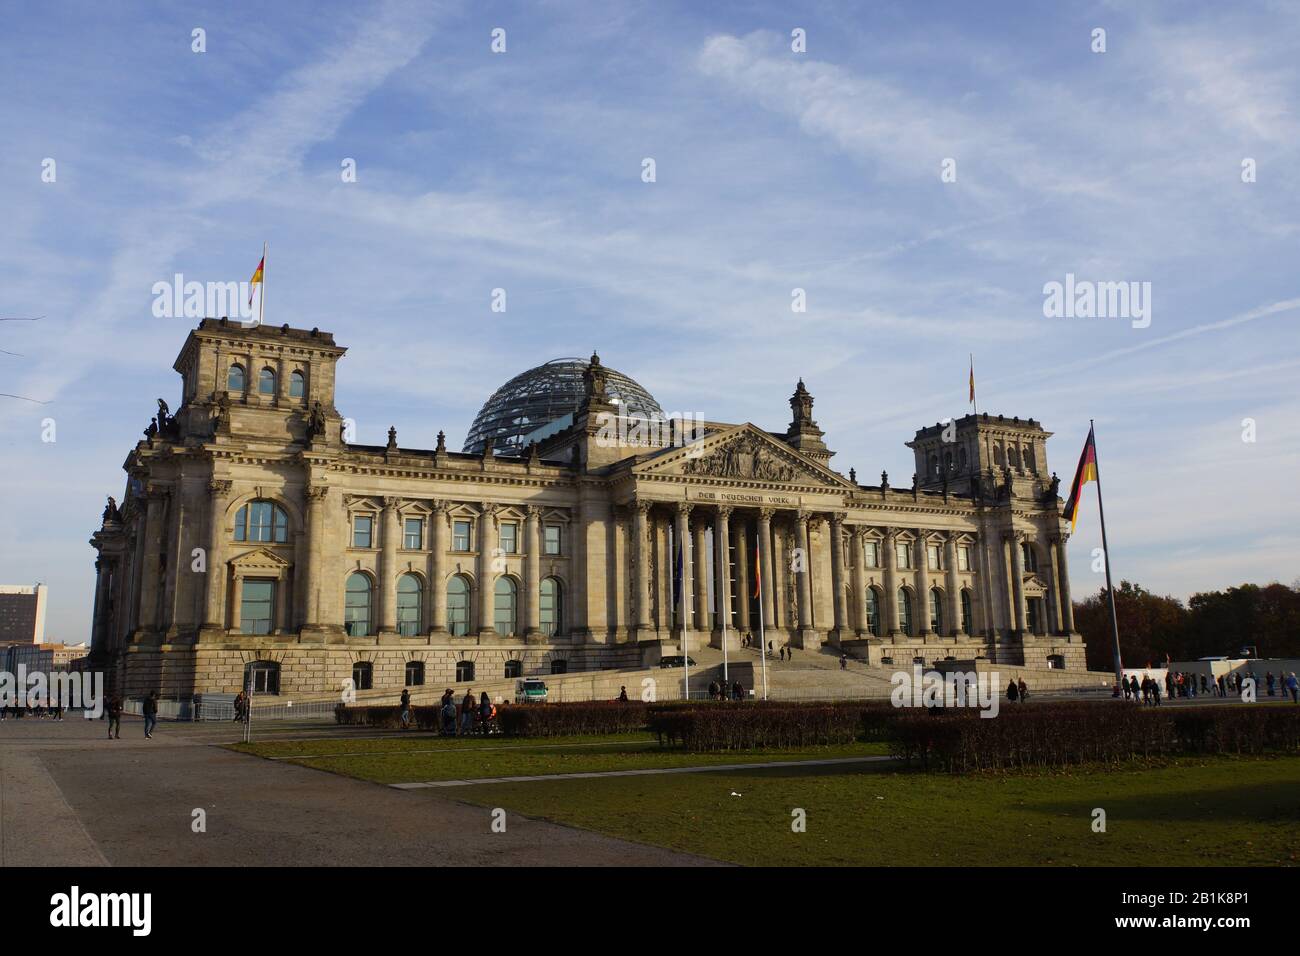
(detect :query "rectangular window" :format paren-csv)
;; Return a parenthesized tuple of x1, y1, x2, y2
(404, 517, 423, 550)
(544, 524, 562, 555)
(927, 545, 942, 571)
(239, 580, 275, 635)
(896, 542, 911, 569)
(958, 546, 971, 572)
(352, 515, 372, 548)
(499, 522, 518, 554)
(863, 541, 879, 568)
(453, 519, 472, 552)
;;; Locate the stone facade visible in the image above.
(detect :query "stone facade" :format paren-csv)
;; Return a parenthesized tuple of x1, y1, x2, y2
(89, 318, 1086, 700)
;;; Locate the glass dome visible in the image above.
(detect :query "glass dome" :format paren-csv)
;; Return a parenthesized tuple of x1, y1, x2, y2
(463, 357, 664, 456)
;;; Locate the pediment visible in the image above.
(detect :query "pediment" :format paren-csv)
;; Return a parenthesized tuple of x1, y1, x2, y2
(229, 547, 291, 572)
(633, 424, 853, 489)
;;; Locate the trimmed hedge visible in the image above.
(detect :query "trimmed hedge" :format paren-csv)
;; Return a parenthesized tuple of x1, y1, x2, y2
(888, 703, 1300, 772)
(646, 702, 879, 750)
(495, 701, 650, 737)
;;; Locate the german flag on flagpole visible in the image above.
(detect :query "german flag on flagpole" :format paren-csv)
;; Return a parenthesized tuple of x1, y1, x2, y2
(753, 542, 761, 598)
(247, 247, 265, 307)
(1061, 424, 1098, 531)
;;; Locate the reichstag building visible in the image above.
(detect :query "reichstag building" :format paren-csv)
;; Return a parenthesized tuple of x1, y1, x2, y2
(89, 318, 1085, 700)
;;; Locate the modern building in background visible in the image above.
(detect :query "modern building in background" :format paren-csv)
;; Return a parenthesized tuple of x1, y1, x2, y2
(89, 318, 1085, 700)
(0, 584, 48, 645)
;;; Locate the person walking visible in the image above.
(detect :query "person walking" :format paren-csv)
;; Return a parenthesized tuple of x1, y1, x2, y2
(479, 691, 492, 735)
(142, 692, 158, 739)
(460, 690, 476, 736)
(1007, 679, 1019, 703)
(1017, 677, 1028, 703)
(400, 688, 412, 730)
(618, 685, 629, 702)
(440, 695, 457, 735)
(106, 694, 123, 739)
(732, 680, 744, 701)
(839, 655, 848, 671)
(1285, 672, 1299, 704)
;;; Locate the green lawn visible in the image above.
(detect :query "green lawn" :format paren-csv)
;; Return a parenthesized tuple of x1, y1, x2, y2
(446, 755, 1300, 866)
(230, 732, 892, 784)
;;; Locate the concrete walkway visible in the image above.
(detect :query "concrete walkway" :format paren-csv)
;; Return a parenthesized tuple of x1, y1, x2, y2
(391, 754, 893, 789)
(0, 716, 722, 867)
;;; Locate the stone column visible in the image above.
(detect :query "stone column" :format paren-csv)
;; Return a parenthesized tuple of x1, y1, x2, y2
(712, 506, 733, 646)
(795, 511, 813, 633)
(732, 519, 751, 633)
(692, 514, 709, 632)
(632, 500, 652, 637)
(829, 514, 848, 642)
(203, 479, 232, 630)
(1008, 531, 1026, 638)
(525, 505, 543, 639)
(757, 509, 776, 632)
(850, 527, 866, 636)
(945, 533, 963, 637)
(1045, 535, 1062, 634)
(674, 503, 693, 635)
(430, 503, 448, 633)
(1054, 534, 1076, 633)
(477, 504, 497, 635)
(378, 497, 400, 635)
(883, 529, 901, 638)
(915, 533, 931, 636)
(136, 485, 168, 634)
(90, 558, 110, 655)
(303, 485, 328, 627)
(229, 570, 244, 632)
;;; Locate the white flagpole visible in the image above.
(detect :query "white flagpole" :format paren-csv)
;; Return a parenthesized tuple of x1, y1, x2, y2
(721, 528, 729, 686)
(258, 241, 267, 327)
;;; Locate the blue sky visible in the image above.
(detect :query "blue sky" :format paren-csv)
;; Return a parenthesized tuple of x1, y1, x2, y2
(1, 0, 1298, 642)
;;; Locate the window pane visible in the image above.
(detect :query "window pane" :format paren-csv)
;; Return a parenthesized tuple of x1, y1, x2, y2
(896, 543, 909, 568)
(345, 573, 371, 636)
(544, 525, 561, 555)
(249, 501, 273, 542)
(289, 371, 305, 397)
(494, 578, 516, 634)
(453, 520, 471, 551)
(259, 368, 276, 395)
(397, 574, 422, 636)
(240, 580, 275, 635)
(228, 365, 245, 391)
(540, 578, 561, 636)
(404, 518, 423, 549)
(405, 661, 424, 686)
(958, 546, 970, 571)
(234, 505, 247, 541)
(499, 522, 517, 554)
(353, 516, 372, 548)
(447, 576, 469, 636)
(898, 589, 912, 635)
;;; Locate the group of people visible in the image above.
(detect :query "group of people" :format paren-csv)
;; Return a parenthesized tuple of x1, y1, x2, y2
(0, 700, 65, 720)
(706, 679, 747, 701)
(1121, 674, 1164, 705)
(738, 634, 798, 662)
(1006, 677, 1030, 702)
(1121, 669, 1300, 703)
(414, 688, 496, 735)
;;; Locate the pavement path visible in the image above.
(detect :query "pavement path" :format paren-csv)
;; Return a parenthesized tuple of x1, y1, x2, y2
(0, 715, 722, 867)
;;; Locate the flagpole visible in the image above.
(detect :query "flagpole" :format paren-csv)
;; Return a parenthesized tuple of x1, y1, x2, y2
(721, 528, 729, 686)
(1091, 419, 1124, 689)
(258, 241, 266, 327)
(969, 353, 977, 415)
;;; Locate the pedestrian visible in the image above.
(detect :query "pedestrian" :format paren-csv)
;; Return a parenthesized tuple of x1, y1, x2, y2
(1007, 679, 1019, 703)
(1266, 672, 1275, 697)
(1286, 673, 1299, 704)
(440, 696, 456, 735)
(618, 685, 629, 702)
(779, 647, 785, 662)
(400, 688, 412, 730)
(1199, 674, 1208, 695)
(732, 680, 744, 701)
(1152, 680, 1161, 706)
(479, 691, 492, 735)
(1122, 677, 1131, 701)
(143, 692, 158, 739)
(1017, 677, 1028, 703)
(1165, 671, 1174, 700)
(232, 690, 245, 722)
(767, 640, 773, 658)
(460, 690, 475, 735)
(106, 694, 123, 739)
(708, 680, 719, 700)
(839, 655, 848, 671)
(1129, 675, 1140, 701)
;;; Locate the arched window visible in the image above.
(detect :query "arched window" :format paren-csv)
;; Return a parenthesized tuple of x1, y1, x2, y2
(446, 575, 470, 636)
(227, 363, 246, 391)
(1021, 542, 1038, 573)
(243, 660, 280, 695)
(540, 577, 563, 636)
(1009, 446, 1021, 468)
(898, 588, 913, 636)
(455, 660, 475, 683)
(958, 446, 968, 470)
(404, 660, 425, 687)
(289, 369, 305, 398)
(943, 451, 953, 474)
(396, 574, 422, 636)
(865, 587, 881, 636)
(961, 589, 973, 634)
(494, 577, 518, 635)
(993, 443, 1003, 466)
(233, 501, 289, 543)
(345, 573, 373, 637)
(504, 659, 522, 679)
(930, 588, 944, 634)
(258, 367, 276, 396)
(928, 453, 939, 478)
(351, 661, 373, 690)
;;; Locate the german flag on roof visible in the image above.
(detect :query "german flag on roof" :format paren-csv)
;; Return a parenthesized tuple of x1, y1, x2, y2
(1061, 425, 1097, 531)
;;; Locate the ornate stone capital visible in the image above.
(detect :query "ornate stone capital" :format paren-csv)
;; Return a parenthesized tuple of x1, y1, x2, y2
(208, 479, 233, 498)
(715, 505, 733, 521)
(382, 495, 401, 510)
(675, 501, 693, 518)
(525, 504, 543, 519)
(757, 507, 775, 522)
(306, 485, 330, 503)
(634, 499, 653, 516)
(829, 512, 845, 530)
